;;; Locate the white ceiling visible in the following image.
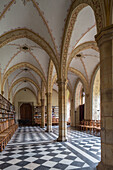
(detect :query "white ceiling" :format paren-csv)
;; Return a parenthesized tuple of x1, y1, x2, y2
(0, 0, 100, 100)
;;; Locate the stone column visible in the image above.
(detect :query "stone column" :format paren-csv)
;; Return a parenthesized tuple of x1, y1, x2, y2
(95, 25, 113, 170)
(41, 82, 45, 128)
(57, 79, 67, 142)
(41, 99, 45, 128)
(46, 92, 52, 132)
(70, 98, 75, 127)
(37, 91, 41, 106)
(85, 93, 90, 120)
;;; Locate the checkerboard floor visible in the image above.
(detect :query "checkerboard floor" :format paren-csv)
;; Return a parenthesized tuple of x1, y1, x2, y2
(0, 126, 101, 170)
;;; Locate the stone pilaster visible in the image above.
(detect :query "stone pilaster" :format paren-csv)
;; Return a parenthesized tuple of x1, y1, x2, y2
(46, 92, 52, 132)
(57, 79, 67, 142)
(85, 93, 90, 120)
(95, 25, 113, 170)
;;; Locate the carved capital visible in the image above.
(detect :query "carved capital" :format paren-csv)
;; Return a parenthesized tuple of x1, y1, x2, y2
(45, 92, 52, 98)
(56, 79, 68, 86)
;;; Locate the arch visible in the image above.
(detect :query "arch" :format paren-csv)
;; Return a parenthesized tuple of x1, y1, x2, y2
(12, 87, 38, 104)
(61, 0, 104, 80)
(1, 62, 46, 94)
(47, 60, 53, 93)
(13, 81, 37, 98)
(0, 28, 59, 76)
(8, 77, 41, 100)
(67, 41, 99, 70)
(68, 67, 89, 94)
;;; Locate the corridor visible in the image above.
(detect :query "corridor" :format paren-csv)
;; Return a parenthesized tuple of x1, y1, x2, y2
(0, 127, 101, 170)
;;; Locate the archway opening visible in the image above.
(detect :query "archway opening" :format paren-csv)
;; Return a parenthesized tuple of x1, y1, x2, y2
(75, 81, 84, 126)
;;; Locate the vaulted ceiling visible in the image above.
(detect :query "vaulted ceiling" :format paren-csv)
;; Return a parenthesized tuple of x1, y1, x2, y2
(0, 0, 100, 102)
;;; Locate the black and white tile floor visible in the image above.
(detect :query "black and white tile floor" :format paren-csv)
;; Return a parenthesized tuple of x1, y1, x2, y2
(0, 126, 101, 170)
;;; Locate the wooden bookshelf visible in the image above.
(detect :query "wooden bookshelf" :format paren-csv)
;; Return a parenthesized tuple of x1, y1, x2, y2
(0, 95, 16, 124)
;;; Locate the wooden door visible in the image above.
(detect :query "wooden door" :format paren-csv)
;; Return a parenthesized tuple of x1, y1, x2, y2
(20, 103, 32, 125)
(79, 104, 84, 121)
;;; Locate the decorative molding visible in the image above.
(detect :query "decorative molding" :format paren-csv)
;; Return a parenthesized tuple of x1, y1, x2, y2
(0, 0, 15, 21)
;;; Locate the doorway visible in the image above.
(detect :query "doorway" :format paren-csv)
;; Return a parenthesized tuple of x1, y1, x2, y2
(20, 103, 32, 126)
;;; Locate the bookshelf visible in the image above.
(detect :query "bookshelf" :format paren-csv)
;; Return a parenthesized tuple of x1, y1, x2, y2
(0, 94, 15, 126)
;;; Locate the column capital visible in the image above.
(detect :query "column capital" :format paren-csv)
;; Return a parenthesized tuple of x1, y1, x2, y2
(45, 92, 52, 97)
(56, 79, 68, 85)
(95, 25, 113, 47)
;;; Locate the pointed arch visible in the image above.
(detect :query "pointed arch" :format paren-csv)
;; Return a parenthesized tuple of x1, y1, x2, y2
(1, 62, 46, 94)
(0, 28, 59, 76)
(12, 87, 38, 104)
(67, 41, 99, 70)
(61, 0, 104, 80)
(8, 77, 41, 100)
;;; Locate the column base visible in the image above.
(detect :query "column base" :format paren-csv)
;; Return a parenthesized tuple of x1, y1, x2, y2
(57, 137, 67, 142)
(45, 130, 53, 133)
(97, 161, 113, 170)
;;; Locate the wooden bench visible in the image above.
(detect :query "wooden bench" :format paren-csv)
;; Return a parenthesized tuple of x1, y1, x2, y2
(79, 120, 101, 136)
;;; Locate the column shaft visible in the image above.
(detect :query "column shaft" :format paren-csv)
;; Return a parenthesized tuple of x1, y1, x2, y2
(41, 82, 45, 128)
(96, 25, 113, 170)
(57, 79, 67, 142)
(85, 94, 90, 120)
(41, 99, 45, 128)
(46, 92, 52, 132)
